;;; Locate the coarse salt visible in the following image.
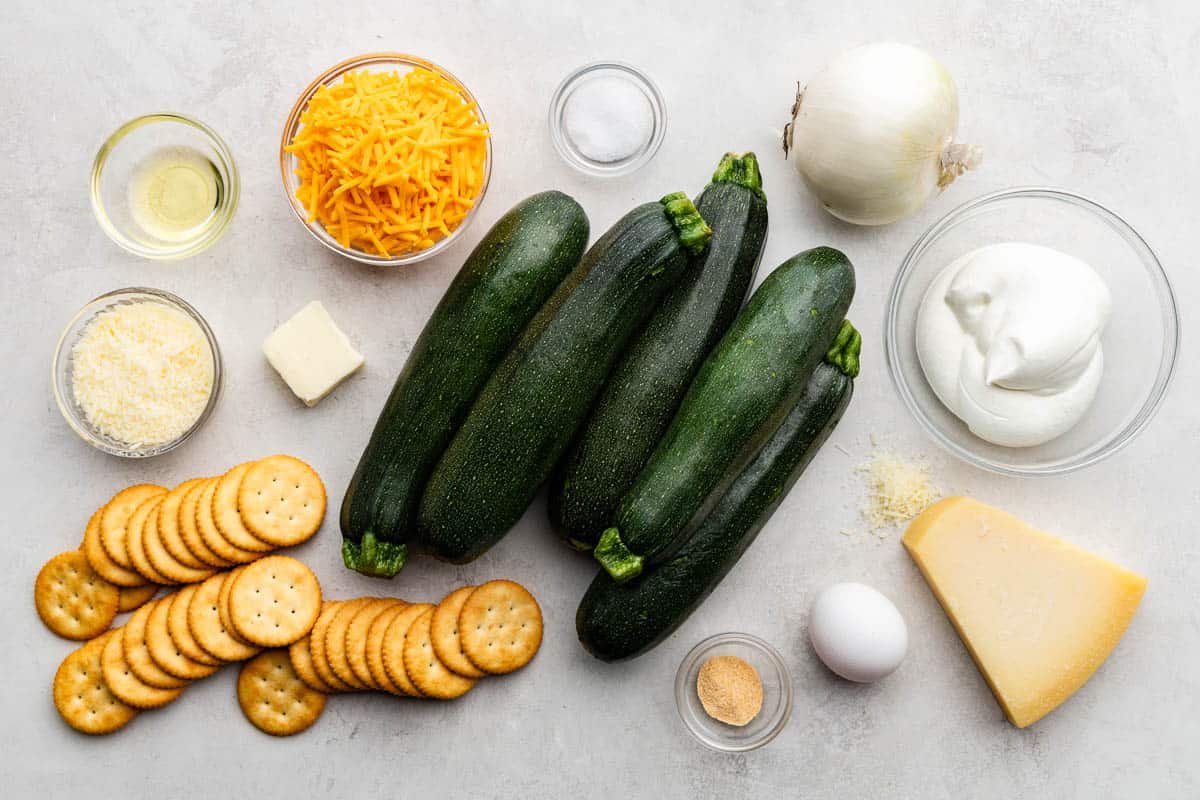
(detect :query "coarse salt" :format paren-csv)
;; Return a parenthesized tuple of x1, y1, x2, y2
(562, 76, 653, 163)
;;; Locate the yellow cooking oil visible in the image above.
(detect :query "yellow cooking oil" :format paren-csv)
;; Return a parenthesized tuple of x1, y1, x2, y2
(127, 146, 223, 243)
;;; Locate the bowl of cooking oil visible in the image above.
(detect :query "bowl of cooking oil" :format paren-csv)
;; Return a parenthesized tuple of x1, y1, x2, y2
(90, 113, 239, 260)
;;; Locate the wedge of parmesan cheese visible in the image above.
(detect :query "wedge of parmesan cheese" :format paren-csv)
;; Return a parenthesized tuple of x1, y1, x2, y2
(903, 496, 1146, 728)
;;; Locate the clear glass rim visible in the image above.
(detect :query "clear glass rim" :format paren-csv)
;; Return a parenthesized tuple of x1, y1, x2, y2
(278, 52, 493, 267)
(52, 287, 223, 458)
(548, 60, 667, 178)
(90, 113, 240, 261)
(885, 186, 1181, 477)
(674, 631, 794, 753)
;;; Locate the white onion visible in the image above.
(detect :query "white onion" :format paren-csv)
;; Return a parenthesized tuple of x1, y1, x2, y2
(783, 42, 981, 226)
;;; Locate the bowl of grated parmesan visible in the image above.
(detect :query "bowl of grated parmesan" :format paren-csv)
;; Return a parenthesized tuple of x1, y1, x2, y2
(52, 288, 222, 457)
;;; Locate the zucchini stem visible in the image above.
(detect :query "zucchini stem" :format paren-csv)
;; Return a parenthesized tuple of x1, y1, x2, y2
(660, 192, 713, 257)
(825, 320, 862, 378)
(711, 152, 766, 203)
(594, 528, 644, 583)
(341, 531, 408, 578)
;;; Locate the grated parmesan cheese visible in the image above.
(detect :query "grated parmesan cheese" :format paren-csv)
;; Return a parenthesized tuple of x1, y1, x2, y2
(858, 450, 941, 531)
(70, 301, 214, 447)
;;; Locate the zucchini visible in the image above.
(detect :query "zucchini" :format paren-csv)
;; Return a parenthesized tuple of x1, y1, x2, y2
(339, 191, 589, 577)
(417, 194, 713, 564)
(595, 247, 856, 582)
(549, 153, 768, 550)
(577, 322, 861, 661)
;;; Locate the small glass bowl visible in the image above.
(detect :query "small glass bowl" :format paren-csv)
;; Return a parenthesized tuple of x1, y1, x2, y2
(279, 53, 492, 266)
(52, 288, 223, 458)
(675, 632, 793, 752)
(549, 62, 666, 177)
(90, 114, 239, 260)
(885, 187, 1179, 476)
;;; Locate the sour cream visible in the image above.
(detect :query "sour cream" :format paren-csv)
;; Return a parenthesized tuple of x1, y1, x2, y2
(916, 242, 1111, 448)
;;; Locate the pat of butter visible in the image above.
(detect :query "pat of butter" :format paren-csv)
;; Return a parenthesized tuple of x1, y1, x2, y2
(263, 301, 364, 407)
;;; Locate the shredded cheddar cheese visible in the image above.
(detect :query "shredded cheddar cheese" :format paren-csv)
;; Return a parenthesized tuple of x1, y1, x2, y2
(71, 302, 214, 447)
(286, 67, 489, 258)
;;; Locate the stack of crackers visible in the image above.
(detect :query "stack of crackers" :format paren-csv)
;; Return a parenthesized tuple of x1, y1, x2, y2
(38, 454, 546, 737)
(78, 455, 327, 594)
(50, 555, 326, 735)
(289, 580, 543, 701)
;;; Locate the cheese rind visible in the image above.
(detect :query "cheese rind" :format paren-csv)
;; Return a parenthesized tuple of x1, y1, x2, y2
(263, 301, 364, 407)
(903, 496, 1146, 728)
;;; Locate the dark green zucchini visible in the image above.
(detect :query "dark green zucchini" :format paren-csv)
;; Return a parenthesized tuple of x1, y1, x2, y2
(549, 153, 768, 550)
(578, 322, 861, 661)
(416, 194, 713, 564)
(339, 191, 589, 577)
(595, 247, 856, 582)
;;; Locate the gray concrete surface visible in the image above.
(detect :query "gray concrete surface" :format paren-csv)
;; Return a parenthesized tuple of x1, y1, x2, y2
(2, 1, 1198, 797)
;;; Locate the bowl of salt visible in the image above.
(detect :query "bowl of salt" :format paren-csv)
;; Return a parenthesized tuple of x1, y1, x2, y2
(549, 62, 667, 177)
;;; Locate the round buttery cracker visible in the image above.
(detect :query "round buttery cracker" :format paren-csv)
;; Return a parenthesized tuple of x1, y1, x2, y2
(345, 598, 403, 689)
(288, 633, 337, 694)
(238, 650, 326, 736)
(156, 479, 211, 570)
(227, 556, 322, 647)
(178, 478, 232, 568)
(366, 602, 412, 696)
(458, 580, 543, 675)
(123, 601, 189, 689)
(118, 583, 158, 613)
(322, 598, 374, 690)
(430, 586, 486, 679)
(99, 485, 166, 570)
(145, 591, 219, 681)
(218, 565, 247, 634)
(187, 572, 260, 663)
(196, 478, 262, 565)
(55, 633, 138, 733)
(308, 601, 355, 693)
(402, 608, 476, 700)
(126, 495, 172, 585)
(144, 495, 215, 585)
(83, 506, 146, 588)
(236, 455, 326, 547)
(381, 603, 433, 697)
(167, 584, 221, 667)
(101, 627, 183, 709)
(213, 462, 274, 554)
(35, 550, 119, 640)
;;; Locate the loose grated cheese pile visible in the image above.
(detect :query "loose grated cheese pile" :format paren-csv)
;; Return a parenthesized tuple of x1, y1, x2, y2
(286, 67, 490, 258)
(858, 450, 941, 533)
(70, 302, 214, 447)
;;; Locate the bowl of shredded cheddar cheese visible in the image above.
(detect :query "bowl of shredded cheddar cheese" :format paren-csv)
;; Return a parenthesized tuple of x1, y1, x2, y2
(280, 53, 492, 266)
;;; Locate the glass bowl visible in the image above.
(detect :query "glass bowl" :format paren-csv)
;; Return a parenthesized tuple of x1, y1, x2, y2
(279, 53, 492, 266)
(52, 288, 223, 458)
(90, 114, 239, 260)
(675, 632, 793, 752)
(549, 62, 666, 177)
(885, 187, 1179, 476)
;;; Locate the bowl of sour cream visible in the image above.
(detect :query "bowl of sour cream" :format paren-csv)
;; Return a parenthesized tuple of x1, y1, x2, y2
(885, 187, 1179, 476)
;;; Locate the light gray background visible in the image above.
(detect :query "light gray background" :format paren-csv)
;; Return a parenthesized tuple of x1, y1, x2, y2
(2, 1, 1197, 797)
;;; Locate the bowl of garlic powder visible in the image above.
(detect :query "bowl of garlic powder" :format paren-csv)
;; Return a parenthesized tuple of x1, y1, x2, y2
(52, 288, 222, 457)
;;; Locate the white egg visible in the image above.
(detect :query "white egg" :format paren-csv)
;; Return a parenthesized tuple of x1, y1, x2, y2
(808, 582, 908, 683)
